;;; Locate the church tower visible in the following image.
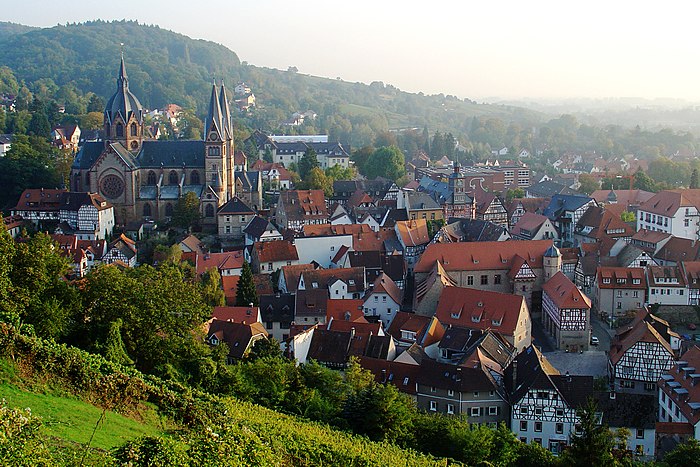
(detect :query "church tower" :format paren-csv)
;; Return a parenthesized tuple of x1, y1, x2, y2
(104, 55, 145, 152)
(219, 81, 235, 200)
(204, 82, 228, 205)
(447, 163, 469, 218)
(543, 244, 563, 282)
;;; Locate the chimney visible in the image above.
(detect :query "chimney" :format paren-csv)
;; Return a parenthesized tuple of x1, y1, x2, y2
(510, 359, 518, 393)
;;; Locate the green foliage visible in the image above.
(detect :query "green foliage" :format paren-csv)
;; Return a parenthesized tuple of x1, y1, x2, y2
(0, 399, 53, 465)
(620, 210, 636, 222)
(343, 382, 415, 443)
(560, 399, 616, 467)
(172, 191, 201, 230)
(326, 164, 356, 181)
(102, 319, 134, 366)
(363, 146, 406, 181)
(300, 166, 333, 197)
(298, 148, 320, 179)
(248, 338, 282, 361)
(235, 261, 259, 307)
(691, 168, 699, 189)
(201, 268, 225, 307)
(662, 438, 700, 466)
(506, 187, 525, 203)
(578, 173, 600, 195)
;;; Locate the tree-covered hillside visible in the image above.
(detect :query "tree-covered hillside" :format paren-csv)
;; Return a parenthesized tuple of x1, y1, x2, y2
(0, 22, 38, 40)
(0, 20, 541, 135)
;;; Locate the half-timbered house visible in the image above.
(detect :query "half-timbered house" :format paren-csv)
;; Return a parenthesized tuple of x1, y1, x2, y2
(542, 271, 592, 352)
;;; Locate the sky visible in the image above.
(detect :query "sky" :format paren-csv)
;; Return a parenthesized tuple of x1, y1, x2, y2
(5, 0, 700, 102)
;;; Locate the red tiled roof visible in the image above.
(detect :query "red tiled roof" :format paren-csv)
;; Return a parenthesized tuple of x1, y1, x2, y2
(632, 228, 671, 244)
(658, 346, 700, 425)
(326, 299, 367, 323)
(253, 239, 298, 263)
(196, 250, 245, 275)
(212, 306, 261, 324)
(371, 272, 403, 305)
(595, 267, 646, 289)
(435, 287, 526, 337)
(415, 239, 553, 273)
(511, 212, 549, 236)
(395, 219, 430, 247)
(279, 190, 327, 223)
(639, 189, 700, 216)
(281, 264, 315, 292)
(221, 275, 240, 305)
(13, 188, 65, 211)
(543, 271, 591, 309)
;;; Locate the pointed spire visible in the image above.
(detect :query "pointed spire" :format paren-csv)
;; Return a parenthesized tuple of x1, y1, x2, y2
(219, 80, 233, 140)
(118, 45, 128, 89)
(205, 81, 223, 139)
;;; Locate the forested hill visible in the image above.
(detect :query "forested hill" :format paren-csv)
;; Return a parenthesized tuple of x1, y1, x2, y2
(0, 22, 38, 40)
(0, 20, 542, 132)
(0, 20, 240, 111)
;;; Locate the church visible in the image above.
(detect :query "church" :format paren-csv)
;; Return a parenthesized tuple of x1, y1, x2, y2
(71, 56, 236, 227)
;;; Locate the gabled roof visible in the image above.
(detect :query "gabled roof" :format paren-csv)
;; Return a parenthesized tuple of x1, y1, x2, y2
(196, 250, 245, 275)
(278, 190, 327, 223)
(415, 239, 553, 273)
(639, 189, 700, 216)
(205, 319, 267, 359)
(609, 317, 674, 366)
(13, 188, 66, 211)
(212, 306, 261, 324)
(386, 311, 445, 347)
(260, 293, 295, 323)
(574, 205, 632, 240)
(108, 234, 137, 260)
(395, 219, 430, 247)
(253, 239, 298, 263)
(326, 299, 367, 323)
(527, 180, 579, 198)
(658, 346, 700, 425)
(299, 267, 366, 293)
(218, 197, 255, 215)
(358, 357, 422, 394)
(543, 194, 595, 220)
(280, 263, 316, 292)
(59, 192, 112, 212)
(435, 287, 526, 336)
(595, 267, 646, 289)
(511, 212, 550, 237)
(369, 273, 403, 305)
(591, 189, 654, 208)
(654, 236, 700, 264)
(543, 271, 591, 309)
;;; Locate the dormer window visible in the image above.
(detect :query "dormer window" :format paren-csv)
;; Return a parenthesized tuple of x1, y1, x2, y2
(603, 278, 611, 284)
(633, 279, 641, 284)
(472, 315, 481, 323)
(312, 282, 319, 288)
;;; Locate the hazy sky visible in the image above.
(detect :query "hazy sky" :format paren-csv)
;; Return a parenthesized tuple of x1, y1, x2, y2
(6, 0, 700, 101)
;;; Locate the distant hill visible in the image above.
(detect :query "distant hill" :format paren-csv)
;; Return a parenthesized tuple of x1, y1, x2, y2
(0, 20, 542, 138)
(0, 21, 38, 40)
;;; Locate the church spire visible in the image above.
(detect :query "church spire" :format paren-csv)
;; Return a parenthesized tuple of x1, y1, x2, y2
(219, 80, 233, 140)
(205, 81, 223, 140)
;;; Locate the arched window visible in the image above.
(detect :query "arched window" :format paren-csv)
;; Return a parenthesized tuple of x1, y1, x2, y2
(85, 172, 90, 186)
(190, 170, 200, 185)
(147, 171, 157, 185)
(208, 146, 221, 156)
(143, 203, 151, 217)
(130, 122, 138, 136)
(116, 123, 124, 137)
(169, 170, 179, 185)
(205, 204, 215, 217)
(74, 173, 81, 191)
(165, 203, 174, 217)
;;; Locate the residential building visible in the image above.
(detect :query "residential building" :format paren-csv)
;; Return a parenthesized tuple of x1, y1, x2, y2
(386, 311, 445, 351)
(205, 319, 268, 363)
(609, 309, 678, 394)
(637, 190, 700, 240)
(657, 346, 700, 438)
(363, 273, 403, 328)
(103, 234, 137, 267)
(195, 250, 245, 277)
(56, 191, 115, 240)
(434, 286, 532, 352)
(647, 266, 687, 306)
(511, 212, 558, 241)
(276, 189, 327, 231)
(593, 267, 646, 322)
(433, 218, 511, 243)
(217, 197, 256, 239)
(243, 216, 283, 246)
(395, 219, 430, 270)
(598, 393, 657, 459)
(297, 267, 367, 300)
(259, 293, 295, 344)
(573, 205, 633, 245)
(543, 194, 596, 246)
(507, 345, 594, 454)
(250, 239, 299, 274)
(542, 272, 592, 352)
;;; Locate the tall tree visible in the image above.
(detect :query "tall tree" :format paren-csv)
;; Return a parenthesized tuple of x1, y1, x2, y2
(235, 261, 259, 307)
(172, 191, 201, 230)
(298, 148, 319, 179)
(663, 438, 700, 465)
(577, 173, 600, 195)
(691, 168, 699, 189)
(364, 146, 405, 182)
(560, 399, 615, 467)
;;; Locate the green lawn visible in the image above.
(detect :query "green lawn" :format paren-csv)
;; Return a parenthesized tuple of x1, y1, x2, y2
(0, 383, 164, 451)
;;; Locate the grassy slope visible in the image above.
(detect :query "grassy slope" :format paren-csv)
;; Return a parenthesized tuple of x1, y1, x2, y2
(0, 359, 164, 452)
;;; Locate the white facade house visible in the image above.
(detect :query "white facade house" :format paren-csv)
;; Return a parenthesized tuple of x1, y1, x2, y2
(657, 347, 700, 440)
(647, 266, 688, 306)
(637, 190, 700, 240)
(363, 273, 403, 328)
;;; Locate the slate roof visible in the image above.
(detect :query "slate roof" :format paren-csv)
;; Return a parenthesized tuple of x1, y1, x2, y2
(598, 393, 658, 429)
(543, 194, 595, 220)
(235, 170, 261, 191)
(405, 191, 442, 211)
(300, 267, 366, 293)
(243, 216, 279, 239)
(441, 218, 510, 242)
(307, 329, 352, 366)
(72, 140, 206, 171)
(527, 180, 579, 198)
(295, 289, 328, 318)
(280, 264, 316, 293)
(358, 357, 422, 395)
(260, 293, 295, 324)
(218, 197, 255, 215)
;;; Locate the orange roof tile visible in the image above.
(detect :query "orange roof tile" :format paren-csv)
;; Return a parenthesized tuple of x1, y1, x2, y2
(543, 271, 591, 309)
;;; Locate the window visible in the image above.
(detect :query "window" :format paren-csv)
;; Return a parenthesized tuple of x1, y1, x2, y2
(534, 407, 543, 415)
(556, 423, 564, 434)
(447, 389, 454, 397)
(473, 391, 479, 397)
(603, 278, 611, 284)
(143, 203, 151, 217)
(481, 275, 488, 285)
(575, 424, 582, 435)
(617, 290, 623, 297)
(205, 204, 215, 217)
(636, 429, 644, 439)
(494, 274, 501, 285)
(520, 420, 528, 431)
(488, 406, 498, 416)
(447, 404, 455, 414)
(617, 302, 622, 309)
(520, 406, 528, 415)
(116, 122, 124, 137)
(130, 122, 138, 136)
(556, 408, 564, 417)
(147, 171, 156, 185)
(467, 276, 474, 286)
(430, 401, 437, 412)
(169, 170, 179, 185)
(685, 219, 690, 227)
(535, 422, 542, 432)
(265, 322, 273, 330)
(431, 386, 436, 393)
(190, 171, 200, 185)
(470, 407, 481, 417)
(633, 291, 639, 298)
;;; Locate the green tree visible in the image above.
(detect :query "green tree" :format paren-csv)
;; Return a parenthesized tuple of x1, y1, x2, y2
(298, 148, 320, 179)
(201, 268, 225, 307)
(172, 191, 201, 230)
(263, 147, 273, 163)
(351, 146, 374, 174)
(87, 94, 105, 113)
(620, 211, 636, 223)
(633, 170, 656, 192)
(560, 399, 616, 467)
(178, 110, 203, 140)
(303, 167, 333, 197)
(343, 382, 415, 443)
(102, 318, 134, 366)
(663, 438, 700, 466)
(365, 146, 405, 182)
(506, 187, 525, 203)
(80, 111, 103, 130)
(691, 168, 699, 189)
(578, 173, 600, 195)
(27, 111, 50, 138)
(248, 337, 282, 360)
(235, 261, 258, 307)
(0, 217, 18, 326)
